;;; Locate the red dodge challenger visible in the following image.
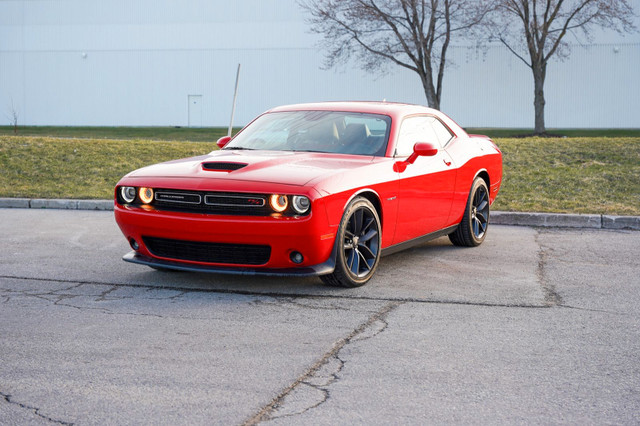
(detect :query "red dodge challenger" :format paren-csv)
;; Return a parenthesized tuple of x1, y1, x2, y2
(114, 102, 502, 287)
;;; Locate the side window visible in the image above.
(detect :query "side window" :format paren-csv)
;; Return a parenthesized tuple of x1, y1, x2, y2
(395, 116, 441, 157)
(430, 117, 454, 146)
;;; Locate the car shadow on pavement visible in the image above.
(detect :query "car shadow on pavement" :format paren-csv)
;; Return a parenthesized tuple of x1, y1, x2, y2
(115, 234, 545, 307)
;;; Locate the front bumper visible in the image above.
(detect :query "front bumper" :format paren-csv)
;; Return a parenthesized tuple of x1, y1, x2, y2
(123, 251, 335, 276)
(114, 202, 338, 272)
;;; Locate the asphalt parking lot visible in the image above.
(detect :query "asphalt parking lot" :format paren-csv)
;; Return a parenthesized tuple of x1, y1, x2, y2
(1, 208, 639, 425)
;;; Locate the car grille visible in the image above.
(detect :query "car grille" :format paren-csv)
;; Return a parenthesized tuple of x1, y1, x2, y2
(152, 189, 271, 216)
(143, 236, 271, 265)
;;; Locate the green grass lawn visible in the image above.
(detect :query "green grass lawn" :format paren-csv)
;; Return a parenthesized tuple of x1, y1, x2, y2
(466, 128, 640, 138)
(490, 137, 640, 215)
(0, 137, 212, 199)
(1, 135, 639, 215)
(0, 126, 240, 142)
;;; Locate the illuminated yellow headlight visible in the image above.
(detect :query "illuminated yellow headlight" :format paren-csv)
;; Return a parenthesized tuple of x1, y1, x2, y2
(139, 187, 154, 204)
(269, 194, 288, 212)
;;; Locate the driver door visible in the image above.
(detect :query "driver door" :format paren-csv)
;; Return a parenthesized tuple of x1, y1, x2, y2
(392, 115, 457, 244)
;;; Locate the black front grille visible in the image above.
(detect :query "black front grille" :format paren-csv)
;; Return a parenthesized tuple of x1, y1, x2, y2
(204, 194, 266, 207)
(155, 191, 201, 204)
(152, 189, 273, 216)
(143, 236, 271, 265)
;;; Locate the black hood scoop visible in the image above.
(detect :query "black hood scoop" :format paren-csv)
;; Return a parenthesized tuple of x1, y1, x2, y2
(202, 162, 248, 172)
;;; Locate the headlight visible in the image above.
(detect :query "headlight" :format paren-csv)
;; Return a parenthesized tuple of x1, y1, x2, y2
(139, 187, 154, 204)
(292, 196, 311, 214)
(120, 186, 136, 203)
(269, 194, 288, 212)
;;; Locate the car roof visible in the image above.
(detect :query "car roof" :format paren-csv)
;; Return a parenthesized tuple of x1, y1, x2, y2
(265, 101, 467, 138)
(267, 101, 438, 118)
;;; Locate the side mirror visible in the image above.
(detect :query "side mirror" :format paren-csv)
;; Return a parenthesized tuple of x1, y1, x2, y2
(411, 142, 439, 159)
(394, 142, 438, 172)
(216, 136, 232, 149)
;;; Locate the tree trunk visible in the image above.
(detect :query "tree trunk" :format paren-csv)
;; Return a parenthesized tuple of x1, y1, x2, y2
(420, 72, 440, 110)
(532, 62, 547, 135)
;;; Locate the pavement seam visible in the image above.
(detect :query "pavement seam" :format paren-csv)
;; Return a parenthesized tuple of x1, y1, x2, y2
(242, 301, 403, 425)
(535, 230, 564, 307)
(0, 391, 74, 425)
(559, 304, 635, 317)
(0, 274, 548, 309)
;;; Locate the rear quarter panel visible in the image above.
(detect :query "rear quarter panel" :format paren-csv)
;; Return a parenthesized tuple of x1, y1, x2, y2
(445, 135, 502, 226)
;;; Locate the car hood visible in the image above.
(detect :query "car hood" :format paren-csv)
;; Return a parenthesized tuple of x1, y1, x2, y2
(126, 150, 378, 187)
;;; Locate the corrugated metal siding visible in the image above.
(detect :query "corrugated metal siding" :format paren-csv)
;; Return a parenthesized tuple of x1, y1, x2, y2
(441, 43, 640, 128)
(1, 0, 638, 128)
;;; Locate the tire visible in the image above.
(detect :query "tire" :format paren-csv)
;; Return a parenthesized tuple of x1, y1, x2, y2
(321, 197, 382, 288)
(449, 177, 490, 247)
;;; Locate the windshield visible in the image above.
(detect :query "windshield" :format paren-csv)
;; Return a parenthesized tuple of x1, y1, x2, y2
(225, 111, 391, 156)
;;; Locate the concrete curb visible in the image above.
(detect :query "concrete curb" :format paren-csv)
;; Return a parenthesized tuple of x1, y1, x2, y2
(0, 198, 113, 211)
(1, 198, 639, 230)
(491, 211, 640, 231)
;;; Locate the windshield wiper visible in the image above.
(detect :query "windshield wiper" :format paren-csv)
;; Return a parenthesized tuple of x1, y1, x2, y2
(225, 146, 255, 151)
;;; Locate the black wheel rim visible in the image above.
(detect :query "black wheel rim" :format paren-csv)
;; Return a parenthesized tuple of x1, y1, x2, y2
(343, 207, 380, 278)
(471, 184, 489, 239)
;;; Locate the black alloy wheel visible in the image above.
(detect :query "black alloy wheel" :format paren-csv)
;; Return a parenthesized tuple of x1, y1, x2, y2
(449, 177, 490, 247)
(321, 197, 381, 287)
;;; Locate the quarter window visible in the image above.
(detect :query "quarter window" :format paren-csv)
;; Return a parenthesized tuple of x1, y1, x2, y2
(431, 117, 454, 146)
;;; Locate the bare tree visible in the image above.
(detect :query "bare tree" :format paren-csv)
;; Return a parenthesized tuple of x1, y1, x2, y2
(299, 0, 492, 110)
(7, 99, 19, 134)
(490, 0, 635, 135)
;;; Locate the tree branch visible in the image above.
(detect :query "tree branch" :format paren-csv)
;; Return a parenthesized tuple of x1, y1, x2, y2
(499, 36, 532, 68)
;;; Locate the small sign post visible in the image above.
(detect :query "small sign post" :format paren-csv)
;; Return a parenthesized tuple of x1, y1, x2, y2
(228, 64, 241, 137)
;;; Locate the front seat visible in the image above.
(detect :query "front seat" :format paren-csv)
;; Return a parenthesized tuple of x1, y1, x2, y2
(341, 123, 371, 154)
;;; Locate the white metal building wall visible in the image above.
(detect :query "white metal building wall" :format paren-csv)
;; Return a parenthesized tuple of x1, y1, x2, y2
(442, 43, 640, 128)
(0, 0, 638, 128)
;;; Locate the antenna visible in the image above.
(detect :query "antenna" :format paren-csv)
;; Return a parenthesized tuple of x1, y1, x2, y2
(228, 63, 241, 137)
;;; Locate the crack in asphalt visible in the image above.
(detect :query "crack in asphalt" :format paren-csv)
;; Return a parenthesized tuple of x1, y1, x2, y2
(0, 275, 549, 309)
(279, 298, 353, 312)
(95, 286, 119, 302)
(535, 231, 564, 307)
(0, 391, 74, 425)
(242, 301, 402, 425)
(52, 299, 166, 319)
(269, 355, 346, 422)
(157, 289, 188, 300)
(560, 304, 635, 316)
(0, 284, 168, 319)
(260, 316, 392, 424)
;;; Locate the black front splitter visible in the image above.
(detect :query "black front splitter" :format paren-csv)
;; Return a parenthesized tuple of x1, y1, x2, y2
(122, 251, 335, 277)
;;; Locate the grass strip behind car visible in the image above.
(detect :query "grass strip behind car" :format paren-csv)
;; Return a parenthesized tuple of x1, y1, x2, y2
(0, 137, 209, 200)
(1, 135, 639, 215)
(493, 137, 640, 215)
(0, 126, 237, 142)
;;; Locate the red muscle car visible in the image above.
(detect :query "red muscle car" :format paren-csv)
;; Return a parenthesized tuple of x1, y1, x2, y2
(114, 102, 502, 287)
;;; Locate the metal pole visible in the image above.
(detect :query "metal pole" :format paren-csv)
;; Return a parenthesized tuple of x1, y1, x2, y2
(228, 63, 241, 137)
